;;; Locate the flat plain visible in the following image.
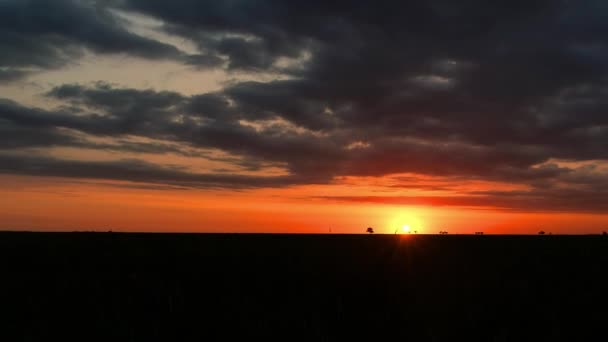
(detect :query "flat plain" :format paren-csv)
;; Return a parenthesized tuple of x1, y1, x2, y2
(1, 232, 607, 341)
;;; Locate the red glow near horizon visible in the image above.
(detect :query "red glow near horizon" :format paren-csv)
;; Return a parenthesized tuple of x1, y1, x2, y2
(1, 174, 607, 235)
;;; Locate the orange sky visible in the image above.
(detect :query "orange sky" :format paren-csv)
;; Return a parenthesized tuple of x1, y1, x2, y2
(2, 175, 607, 234)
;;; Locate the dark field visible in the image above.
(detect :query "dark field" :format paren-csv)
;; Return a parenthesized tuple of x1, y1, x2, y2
(1, 233, 607, 341)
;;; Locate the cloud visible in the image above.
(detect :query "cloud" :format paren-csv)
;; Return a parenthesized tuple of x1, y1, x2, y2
(2, 1, 608, 211)
(0, 68, 28, 82)
(0, 0, 186, 80)
(320, 186, 608, 213)
(0, 154, 306, 189)
(0, 79, 602, 192)
(0, 119, 80, 148)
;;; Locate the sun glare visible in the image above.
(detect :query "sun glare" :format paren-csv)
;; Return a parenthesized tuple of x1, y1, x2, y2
(387, 210, 427, 234)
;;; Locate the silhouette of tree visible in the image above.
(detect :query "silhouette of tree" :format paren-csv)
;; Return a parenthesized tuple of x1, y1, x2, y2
(538, 230, 546, 235)
(475, 231, 484, 235)
(603, 231, 607, 236)
(366, 227, 374, 234)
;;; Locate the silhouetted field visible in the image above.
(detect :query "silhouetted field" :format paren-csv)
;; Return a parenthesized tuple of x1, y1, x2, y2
(1, 232, 607, 341)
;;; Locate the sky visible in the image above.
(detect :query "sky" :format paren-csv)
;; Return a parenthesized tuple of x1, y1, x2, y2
(1, 0, 608, 234)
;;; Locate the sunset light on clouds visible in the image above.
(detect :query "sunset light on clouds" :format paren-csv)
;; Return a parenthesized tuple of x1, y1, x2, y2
(2, 1, 608, 234)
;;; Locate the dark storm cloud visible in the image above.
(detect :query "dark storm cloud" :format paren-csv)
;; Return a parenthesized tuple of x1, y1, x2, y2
(0, 0, 186, 80)
(32, 84, 553, 183)
(224, 81, 339, 131)
(3, 1, 608, 211)
(0, 68, 28, 82)
(39, 84, 343, 167)
(0, 90, 339, 181)
(0, 97, 208, 157)
(115, 0, 608, 156)
(0, 87, 569, 186)
(47, 83, 185, 134)
(0, 154, 304, 189)
(0, 119, 80, 148)
(121, 0, 313, 71)
(0, 114, 204, 157)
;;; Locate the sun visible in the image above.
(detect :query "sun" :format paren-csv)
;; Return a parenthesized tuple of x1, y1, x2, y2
(386, 210, 427, 234)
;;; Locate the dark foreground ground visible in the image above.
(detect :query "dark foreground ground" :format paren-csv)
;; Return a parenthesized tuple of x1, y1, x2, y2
(1, 232, 607, 341)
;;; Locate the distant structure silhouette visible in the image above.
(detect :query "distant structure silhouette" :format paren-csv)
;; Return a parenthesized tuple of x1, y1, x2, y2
(474, 231, 484, 235)
(603, 231, 607, 236)
(439, 231, 448, 235)
(366, 227, 374, 234)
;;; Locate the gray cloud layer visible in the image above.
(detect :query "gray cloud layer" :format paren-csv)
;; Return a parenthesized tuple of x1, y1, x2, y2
(0, 0, 191, 78)
(2, 0, 608, 211)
